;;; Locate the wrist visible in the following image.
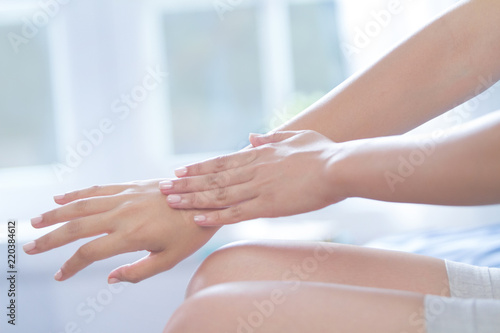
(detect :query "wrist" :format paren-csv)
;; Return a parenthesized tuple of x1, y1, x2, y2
(324, 140, 362, 201)
(326, 137, 395, 201)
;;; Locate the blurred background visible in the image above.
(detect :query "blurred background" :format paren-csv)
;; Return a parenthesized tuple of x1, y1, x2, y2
(1, 0, 500, 331)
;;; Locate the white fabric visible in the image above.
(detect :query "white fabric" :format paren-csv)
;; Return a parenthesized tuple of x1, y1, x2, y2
(425, 260, 500, 333)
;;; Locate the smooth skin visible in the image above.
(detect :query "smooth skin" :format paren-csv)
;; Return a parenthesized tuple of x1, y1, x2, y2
(23, 0, 500, 332)
(23, 180, 219, 283)
(185, 240, 449, 299)
(165, 240, 449, 333)
(163, 110, 500, 226)
(165, 282, 426, 333)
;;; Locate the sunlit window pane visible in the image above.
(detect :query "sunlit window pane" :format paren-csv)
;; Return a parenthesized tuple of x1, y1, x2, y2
(289, 1, 345, 95)
(0, 21, 56, 168)
(162, 7, 264, 154)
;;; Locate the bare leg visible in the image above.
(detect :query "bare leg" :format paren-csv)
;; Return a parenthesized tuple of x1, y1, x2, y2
(186, 240, 449, 298)
(166, 281, 427, 333)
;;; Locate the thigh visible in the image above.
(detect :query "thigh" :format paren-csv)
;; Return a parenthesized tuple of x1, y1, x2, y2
(167, 281, 427, 333)
(187, 240, 449, 298)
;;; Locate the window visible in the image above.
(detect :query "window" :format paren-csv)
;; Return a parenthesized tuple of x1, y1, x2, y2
(159, 0, 346, 154)
(289, 1, 345, 95)
(0, 9, 57, 168)
(162, 7, 264, 154)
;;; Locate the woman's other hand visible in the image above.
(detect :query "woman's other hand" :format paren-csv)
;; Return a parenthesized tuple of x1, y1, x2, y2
(23, 179, 219, 283)
(161, 131, 348, 226)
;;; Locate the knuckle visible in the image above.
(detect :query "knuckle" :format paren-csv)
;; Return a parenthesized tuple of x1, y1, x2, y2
(228, 205, 243, 223)
(220, 170, 235, 186)
(192, 163, 202, 176)
(214, 155, 227, 172)
(177, 177, 190, 190)
(192, 193, 208, 208)
(245, 150, 259, 163)
(89, 185, 102, 193)
(215, 187, 228, 203)
(207, 173, 229, 189)
(206, 174, 218, 188)
(212, 211, 222, 223)
(261, 145, 276, 154)
(252, 163, 267, 174)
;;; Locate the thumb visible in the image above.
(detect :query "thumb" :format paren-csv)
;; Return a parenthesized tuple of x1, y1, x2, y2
(249, 131, 299, 147)
(108, 252, 174, 284)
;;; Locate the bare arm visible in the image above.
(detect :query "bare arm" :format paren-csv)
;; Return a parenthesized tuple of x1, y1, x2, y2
(277, 0, 500, 142)
(163, 110, 500, 225)
(340, 110, 500, 206)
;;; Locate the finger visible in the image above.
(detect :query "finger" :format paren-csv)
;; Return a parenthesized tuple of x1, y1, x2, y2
(35, 195, 123, 228)
(174, 149, 258, 178)
(192, 200, 262, 226)
(55, 233, 132, 282)
(249, 131, 301, 147)
(160, 168, 254, 195)
(24, 212, 114, 255)
(167, 183, 258, 209)
(54, 184, 131, 205)
(108, 252, 176, 284)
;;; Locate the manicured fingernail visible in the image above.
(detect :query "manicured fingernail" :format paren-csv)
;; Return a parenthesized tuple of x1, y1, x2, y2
(31, 216, 43, 226)
(175, 167, 187, 177)
(167, 195, 182, 204)
(54, 194, 65, 201)
(23, 241, 36, 253)
(54, 269, 63, 281)
(194, 215, 207, 224)
(108, 278, 121, 285)
(159, 181, 173, 190)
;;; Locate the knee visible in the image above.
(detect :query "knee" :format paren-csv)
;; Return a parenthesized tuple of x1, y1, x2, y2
(164, 284, 247, 333)
(164, 286, 223, 333)
(185, 240, 266, 298)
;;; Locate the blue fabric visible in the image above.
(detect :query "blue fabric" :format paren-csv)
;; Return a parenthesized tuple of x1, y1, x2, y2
(366, 224, 500, 268)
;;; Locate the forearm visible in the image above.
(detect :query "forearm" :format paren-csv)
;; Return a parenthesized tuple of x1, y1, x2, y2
(337, 110, 500, 206)
(277, 0, 500, 142)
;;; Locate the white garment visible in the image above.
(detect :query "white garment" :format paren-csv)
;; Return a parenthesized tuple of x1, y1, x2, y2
(425, 261, 500, 333)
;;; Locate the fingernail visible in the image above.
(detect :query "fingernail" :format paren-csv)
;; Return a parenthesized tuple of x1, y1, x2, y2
(54, 269, 63, 281)
(31, 216, 43, 226)
(159, 180, 173, 190)
(108, 278, 121, 285)
(23, 241, 36, 253)
(167, 195, 182, 204)
(54, 194, 65, 201)
(175, 167, 187, 177)
(194, 215, 207, 224)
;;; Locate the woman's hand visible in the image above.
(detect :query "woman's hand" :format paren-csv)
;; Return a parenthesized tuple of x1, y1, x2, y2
(23, 179, 219, 283)
(160, 131, 348, 226)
